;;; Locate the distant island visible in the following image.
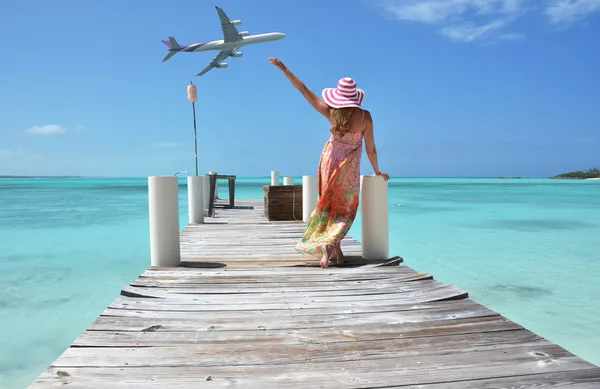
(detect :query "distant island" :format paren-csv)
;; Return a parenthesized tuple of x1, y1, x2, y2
(552, 168, 600, 180)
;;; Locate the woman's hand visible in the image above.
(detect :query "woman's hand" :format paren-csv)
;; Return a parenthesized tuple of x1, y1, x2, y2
(268, 57, 286, 71)
(375, 171, 390, 181)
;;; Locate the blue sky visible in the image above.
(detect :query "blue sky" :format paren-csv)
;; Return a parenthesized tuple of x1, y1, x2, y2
(1, 0, 599, 178)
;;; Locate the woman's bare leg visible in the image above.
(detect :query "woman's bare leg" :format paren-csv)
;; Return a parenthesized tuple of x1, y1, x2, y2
(334, 243, 344, 266)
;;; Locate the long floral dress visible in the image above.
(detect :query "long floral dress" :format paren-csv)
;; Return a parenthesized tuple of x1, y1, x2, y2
(294, 131, 363, 258)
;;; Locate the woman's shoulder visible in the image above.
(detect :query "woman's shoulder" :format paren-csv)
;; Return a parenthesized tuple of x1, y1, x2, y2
(357, 108, 372, 124)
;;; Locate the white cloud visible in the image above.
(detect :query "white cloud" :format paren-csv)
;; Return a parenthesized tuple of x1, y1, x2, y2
(545, 0, 600, 24)
(378, 0, 600, 42)
(383, 0, 523, 23)
(440, 16, 515, 41)
(379, 0, 528, 42)
(24, 124, 66, 135)
(152, 142, 181, 148)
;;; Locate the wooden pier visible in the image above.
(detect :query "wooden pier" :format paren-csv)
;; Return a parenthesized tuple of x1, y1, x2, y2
(29, 199, 600, 388)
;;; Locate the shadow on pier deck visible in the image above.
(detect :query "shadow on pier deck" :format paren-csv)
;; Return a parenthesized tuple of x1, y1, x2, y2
(29, 199, 600, 388)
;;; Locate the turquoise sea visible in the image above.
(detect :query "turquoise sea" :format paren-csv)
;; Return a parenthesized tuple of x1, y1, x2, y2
(1, 177, 599, 388)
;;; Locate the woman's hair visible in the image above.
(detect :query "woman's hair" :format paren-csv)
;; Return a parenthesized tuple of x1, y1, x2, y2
(330, 107, 355, 137)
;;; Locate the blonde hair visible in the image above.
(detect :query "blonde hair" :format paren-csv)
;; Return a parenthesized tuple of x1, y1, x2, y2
(330, 108, 355, 137)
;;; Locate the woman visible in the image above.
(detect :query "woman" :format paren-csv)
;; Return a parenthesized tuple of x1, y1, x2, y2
(269, 57, 389, 269)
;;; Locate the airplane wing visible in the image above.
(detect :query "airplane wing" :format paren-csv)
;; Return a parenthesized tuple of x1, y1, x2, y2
(215, 6, 242, 43)
(196, 48, 238, 76)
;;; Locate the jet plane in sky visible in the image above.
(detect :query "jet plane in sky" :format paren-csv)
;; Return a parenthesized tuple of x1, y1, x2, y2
(161, 6, 286, 76)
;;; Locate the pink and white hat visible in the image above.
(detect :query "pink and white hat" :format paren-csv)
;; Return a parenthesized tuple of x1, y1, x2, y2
(322, 77, 365, 108)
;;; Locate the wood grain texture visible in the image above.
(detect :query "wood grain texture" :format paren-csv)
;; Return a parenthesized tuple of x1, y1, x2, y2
(27, 199, 600, 388)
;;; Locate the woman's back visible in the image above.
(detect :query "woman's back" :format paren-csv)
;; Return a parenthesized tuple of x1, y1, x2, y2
(329, 107, 367, 138)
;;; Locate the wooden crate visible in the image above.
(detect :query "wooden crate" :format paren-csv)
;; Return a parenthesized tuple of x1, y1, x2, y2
(263, 185, 303, 221)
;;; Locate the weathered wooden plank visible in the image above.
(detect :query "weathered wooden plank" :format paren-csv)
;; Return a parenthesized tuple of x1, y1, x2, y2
(126, 273, 446, 289)
(32, 369, 600, 389)
(135, 271, 420, 284)
(118, 286, 467, 307)
(131, 274, 431, 288)
(55, 330, 547, 367)
(119, 286, 464, 304)
(106, 296, 487, 315)
(141, 264, 413, 275)
(89, 304, 498, 332)
(30, 353, 597, 389)
(73, 315, 520, 347)
(397, 370, 600, 388)
(130, 274, 440, 289)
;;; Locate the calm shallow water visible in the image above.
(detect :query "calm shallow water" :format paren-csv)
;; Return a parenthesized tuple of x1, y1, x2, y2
(1, 177, 599, 388)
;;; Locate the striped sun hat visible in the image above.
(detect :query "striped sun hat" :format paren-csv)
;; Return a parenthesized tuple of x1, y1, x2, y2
(322, 77, 365, 108)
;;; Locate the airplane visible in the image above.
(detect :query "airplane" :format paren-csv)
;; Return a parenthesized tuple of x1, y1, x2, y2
(161, 6, 286, 76)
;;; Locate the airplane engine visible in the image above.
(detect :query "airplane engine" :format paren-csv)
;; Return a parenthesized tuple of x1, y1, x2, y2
(231, 52, 243, 58)
(231, 20, 242, 26)
(216, 62, 228, 68)
(239, 31, 249, 37)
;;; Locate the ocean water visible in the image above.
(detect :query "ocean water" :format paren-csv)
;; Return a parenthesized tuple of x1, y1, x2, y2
(1, 177, 599, 388)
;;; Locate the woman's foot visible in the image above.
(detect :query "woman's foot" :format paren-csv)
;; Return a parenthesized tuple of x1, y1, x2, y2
(320, 245, 334, 269)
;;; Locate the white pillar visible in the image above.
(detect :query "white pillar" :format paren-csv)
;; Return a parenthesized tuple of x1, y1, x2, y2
(202, 174, 210, 212)
(283, 176, 294, 186)
(187, 176, 204, 224)
(209, 170, 218, 199)
(148, 176, 181, 267)
(360, 175, 389, 260)
(271, 170, 280, 186)
(302, 175, 317, 222)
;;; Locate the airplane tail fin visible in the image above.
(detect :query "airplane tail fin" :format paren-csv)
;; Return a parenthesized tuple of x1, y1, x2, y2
(161, 36, 181, 62)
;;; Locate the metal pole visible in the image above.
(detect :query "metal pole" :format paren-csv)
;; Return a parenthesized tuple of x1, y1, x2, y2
(191, 86, 198, 177)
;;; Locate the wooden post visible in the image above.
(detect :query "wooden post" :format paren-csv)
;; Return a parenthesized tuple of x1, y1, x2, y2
(209, 170, 218, 199)
(208, 172, 217, 217)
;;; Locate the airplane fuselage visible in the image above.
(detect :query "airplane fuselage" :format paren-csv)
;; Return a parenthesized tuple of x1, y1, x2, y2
(176, 32, 285, 53)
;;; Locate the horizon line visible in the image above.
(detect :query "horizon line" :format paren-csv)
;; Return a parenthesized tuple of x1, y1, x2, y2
(1, 175, 554, 179)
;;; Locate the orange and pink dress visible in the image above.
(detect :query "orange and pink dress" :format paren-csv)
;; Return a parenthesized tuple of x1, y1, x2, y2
(294, 131, 363, 258)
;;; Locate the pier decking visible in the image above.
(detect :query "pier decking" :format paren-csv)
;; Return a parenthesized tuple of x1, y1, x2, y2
(29, 199, 600, 388)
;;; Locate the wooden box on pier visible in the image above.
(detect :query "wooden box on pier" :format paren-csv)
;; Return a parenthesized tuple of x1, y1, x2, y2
(263, 185, 303, 221)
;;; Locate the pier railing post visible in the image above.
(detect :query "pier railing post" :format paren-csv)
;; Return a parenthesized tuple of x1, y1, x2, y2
(209, 170, 218, 199)
(202, 174, 210, 214)
(207, 172, 217, 217)
(283, 176, 294, 186)
(187, 175, 204, 224)
(302, 175, 317, 222)
(271, 170, 280, 186)
(148, 176, 181, 267)
(360, 175, 389, 260)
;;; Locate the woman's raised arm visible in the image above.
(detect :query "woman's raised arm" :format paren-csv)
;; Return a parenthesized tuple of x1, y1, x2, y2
(269, 57, 331, 119)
